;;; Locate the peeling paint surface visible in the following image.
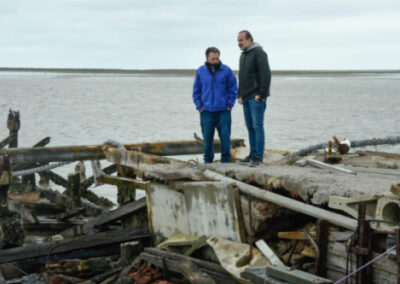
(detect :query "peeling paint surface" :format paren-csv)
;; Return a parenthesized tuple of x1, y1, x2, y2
(147, 182, 243, 242)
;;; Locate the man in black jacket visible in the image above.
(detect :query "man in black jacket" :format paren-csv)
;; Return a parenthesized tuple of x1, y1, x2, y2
(237, 30, 271, 166)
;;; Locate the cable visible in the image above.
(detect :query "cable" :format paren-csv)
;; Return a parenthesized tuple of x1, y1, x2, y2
(334, 245, 396, 284)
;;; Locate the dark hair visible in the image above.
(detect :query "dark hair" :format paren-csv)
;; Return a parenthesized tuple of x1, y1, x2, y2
(239, 30, 253, 42)
(205, 47, 220, 58)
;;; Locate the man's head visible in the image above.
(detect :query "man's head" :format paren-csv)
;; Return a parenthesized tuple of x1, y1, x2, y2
(205, 47, 220, 64)
(237, 30, 253, 51)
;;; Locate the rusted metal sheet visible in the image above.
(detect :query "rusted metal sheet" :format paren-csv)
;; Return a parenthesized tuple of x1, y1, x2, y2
(146, 182, 245, 242)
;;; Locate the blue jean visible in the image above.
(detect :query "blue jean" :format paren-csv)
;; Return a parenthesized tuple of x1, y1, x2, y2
(200, 110, 231, 163)
(243, 97, 267, 159)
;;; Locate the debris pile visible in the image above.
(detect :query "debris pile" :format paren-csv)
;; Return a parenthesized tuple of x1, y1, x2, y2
(1, 110, 400, 283)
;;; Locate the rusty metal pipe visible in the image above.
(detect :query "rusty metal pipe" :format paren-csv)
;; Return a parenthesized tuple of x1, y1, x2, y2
(0, 139, 245, 164)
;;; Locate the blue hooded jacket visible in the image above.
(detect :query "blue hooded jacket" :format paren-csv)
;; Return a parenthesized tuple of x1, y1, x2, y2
(193, 62, 237, 112)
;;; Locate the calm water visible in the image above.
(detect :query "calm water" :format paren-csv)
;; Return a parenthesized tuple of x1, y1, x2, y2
(1, 71, 399, 202)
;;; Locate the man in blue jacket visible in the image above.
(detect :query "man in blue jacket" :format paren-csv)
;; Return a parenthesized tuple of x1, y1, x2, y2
(193, 47, 237, 163)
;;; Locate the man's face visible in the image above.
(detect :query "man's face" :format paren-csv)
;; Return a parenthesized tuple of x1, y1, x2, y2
(207, 52, 220, 64)
(237, 33, 252, 51)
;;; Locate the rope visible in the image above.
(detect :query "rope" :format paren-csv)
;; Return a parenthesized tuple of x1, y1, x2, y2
(287, 136, 400, 158)
(334, 245, 396, 284)
(12, 161, 71, 176)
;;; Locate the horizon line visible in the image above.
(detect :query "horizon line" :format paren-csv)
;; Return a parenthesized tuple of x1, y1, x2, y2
(1, 67, 400, 75)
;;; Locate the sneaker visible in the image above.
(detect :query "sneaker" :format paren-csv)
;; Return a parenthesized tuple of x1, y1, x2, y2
(239, 155, 252, 164)
(250, 157, 263, 167)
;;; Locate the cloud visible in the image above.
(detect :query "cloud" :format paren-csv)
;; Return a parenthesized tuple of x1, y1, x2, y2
(0, 0, 399, 69)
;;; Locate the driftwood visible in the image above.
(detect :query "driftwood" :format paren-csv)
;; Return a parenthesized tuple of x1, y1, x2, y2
(0, 227, 150, 264)
(60, 197, 146, 238)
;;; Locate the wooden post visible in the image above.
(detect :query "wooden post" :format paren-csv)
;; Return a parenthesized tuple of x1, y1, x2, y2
(116, 166, 148, 229)
(120, 241, 142, 266)
(7, 110, 20, 148)
(356, 202, 371, 284)
(315, 219, 329, 277)
(66, 172, 81, 208)
(0, 155, 11, 206)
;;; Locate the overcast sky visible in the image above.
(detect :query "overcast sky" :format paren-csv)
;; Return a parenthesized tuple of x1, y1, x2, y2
(1, 0, 399, 70)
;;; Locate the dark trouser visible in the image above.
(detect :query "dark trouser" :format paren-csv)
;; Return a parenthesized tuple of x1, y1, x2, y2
(200, 110, 231, 163)
(243, 97, 267, 159)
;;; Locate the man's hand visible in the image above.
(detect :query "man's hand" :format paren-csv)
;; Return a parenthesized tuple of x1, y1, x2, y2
(226, 107, 231, 111)
(238, 97, 243, 104)
(255, 95, 262, 102)
(199, 109, 204, 113)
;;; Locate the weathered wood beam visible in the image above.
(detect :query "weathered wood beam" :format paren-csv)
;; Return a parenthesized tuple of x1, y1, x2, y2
(80, 164, 117, 190)
(1, 139, 245, 164)
(60, 197, 146, 238)
(97, 175, 149, 190)
(39, 170, 68, 187)
(104, 147, 183, 166)
(104, 148, 204, 181)
(2, 145, 105, 164)
(0, 155, 11, 205)
(124, 138, 245, 156)
(142, 248, 237, 284)
(0, 227, 150, 264)
(0, 137, 9, 149)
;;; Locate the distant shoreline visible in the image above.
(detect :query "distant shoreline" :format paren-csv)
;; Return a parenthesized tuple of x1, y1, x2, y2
(1, 67, 399, 76)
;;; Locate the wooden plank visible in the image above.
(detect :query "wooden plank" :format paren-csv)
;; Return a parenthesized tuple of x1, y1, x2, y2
(255, 239, 284, 266)
(97, 175, 149, 190)
(80, 164, 117, 190)
(8, 192, 40, 204)
(60, 197, 146, 238)
(0, 227, 150, 264)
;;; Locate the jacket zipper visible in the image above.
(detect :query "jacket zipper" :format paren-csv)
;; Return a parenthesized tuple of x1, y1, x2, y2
(212, 72, 215, 112)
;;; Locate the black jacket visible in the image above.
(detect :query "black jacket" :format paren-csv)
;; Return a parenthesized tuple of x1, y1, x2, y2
(238, 43, 271, 100)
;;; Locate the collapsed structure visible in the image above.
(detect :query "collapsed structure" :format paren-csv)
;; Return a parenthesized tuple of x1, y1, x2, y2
(1, 110, 400, 284)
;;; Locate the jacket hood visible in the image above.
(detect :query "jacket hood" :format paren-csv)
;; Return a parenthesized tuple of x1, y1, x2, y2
(244, 42, 262, 53)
